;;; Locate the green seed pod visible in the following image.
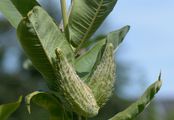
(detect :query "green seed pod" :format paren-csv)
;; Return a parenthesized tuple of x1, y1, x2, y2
(55, 48, 99, 117)
(88, 43, 116, 107)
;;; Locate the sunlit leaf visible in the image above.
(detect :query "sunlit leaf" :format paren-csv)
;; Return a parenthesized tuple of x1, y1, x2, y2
(107, 25, 130, 52)
(75, 38, 106, 74)
(0, 96, 22, 120)
(109, 74, 162, 120)
(17, 6, 74, 90)
(0, 0, 39, 28)
(75, 26, 129, 79)
(80, 36, 106, 49)
(69, 0, 117, 48)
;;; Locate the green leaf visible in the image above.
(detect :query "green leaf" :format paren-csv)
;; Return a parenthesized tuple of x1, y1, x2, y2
(0, 96, 22, 120)
(75, 26, 129, 79)
(90, 26, 130, 68)
(107, 25, 130, 52)
(69, 0, 117, 48)
(109, 74, 162, 120)
(0, 0, 39, 28)
(17, 6, 74, 90)
(80, 36, 106, 49)
(26, 91, 69, 120)
(75, 38, 106, 75)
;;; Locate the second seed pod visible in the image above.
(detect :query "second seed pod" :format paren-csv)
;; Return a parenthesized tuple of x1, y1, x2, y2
(87, 43, 116, 107)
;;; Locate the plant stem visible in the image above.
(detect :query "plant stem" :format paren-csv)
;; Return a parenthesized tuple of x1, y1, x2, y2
(60, 0, 68, 30)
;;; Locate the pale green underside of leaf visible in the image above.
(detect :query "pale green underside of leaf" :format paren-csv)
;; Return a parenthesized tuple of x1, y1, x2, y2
(109, 75, 162, 120)
(107, 25, 130, 53)
(75, 26, 130, 79)
(69, 0, 117, 47)
(80, 36, 106, 49)
(17, 6, 74, 90)
(0, 0, 39, 28)
(25, 91, 69, 120)
(0, 96, 22, 120)
(75, 38, 106, 74)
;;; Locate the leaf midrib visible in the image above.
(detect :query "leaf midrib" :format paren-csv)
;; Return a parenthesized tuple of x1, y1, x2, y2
(28, 14, 56, 78)
(76, 0, 104, 51)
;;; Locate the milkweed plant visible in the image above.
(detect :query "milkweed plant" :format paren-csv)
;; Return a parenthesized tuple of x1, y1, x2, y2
(0, 0, 162, 120)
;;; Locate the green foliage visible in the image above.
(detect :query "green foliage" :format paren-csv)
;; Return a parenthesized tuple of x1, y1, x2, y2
(17, 6, 74, 90)
(109, 75, 162, 120)
(0, 0, 39, 28)
(0, 96, 22, 120)
(75, 38, 106, 77)
(69, 0, 117, 48)
(75, 26, 130, 80)
(107, 26, 130, 52)
(25, 91, 68, 120)
(0, 0, 162, 120)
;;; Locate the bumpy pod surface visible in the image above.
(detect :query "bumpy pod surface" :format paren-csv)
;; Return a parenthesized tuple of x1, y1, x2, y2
(55, 48, 99, 117)
(88, 43, 116, 107)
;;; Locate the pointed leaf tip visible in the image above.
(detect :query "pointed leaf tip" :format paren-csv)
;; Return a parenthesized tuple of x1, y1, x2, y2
(158, 71, 162, 81)
(109, 76, 162, 120)
(26, 105, 31, 114)
(25, 91, 66, 119)
(106, 25, 130, 52)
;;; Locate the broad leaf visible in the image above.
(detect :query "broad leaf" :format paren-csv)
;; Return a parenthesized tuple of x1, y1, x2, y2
(0, 0, 39, 28)
(107, 25, 130, 52)
(80, 36, 106, 49)
(94, 26, 130, 65)
(26, 91, 70, 120)
(75, 26, 129, 79)
(17, 6, 74, 90)
(75, 38, 106, 74)
(109, 74, 162, 120)
(69, 0, 117, 48)
(0, 96, 22, 120)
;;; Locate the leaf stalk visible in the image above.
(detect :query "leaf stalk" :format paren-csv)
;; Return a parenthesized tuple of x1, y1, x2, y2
(60, 0, 68, 30)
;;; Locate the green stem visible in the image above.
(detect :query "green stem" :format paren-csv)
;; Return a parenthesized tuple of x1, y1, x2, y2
(60, 0, 68, 30)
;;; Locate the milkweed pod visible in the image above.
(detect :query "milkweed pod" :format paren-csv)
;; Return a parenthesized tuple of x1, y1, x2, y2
(88, 43, 116, 107)
(55, 48, 99, 117)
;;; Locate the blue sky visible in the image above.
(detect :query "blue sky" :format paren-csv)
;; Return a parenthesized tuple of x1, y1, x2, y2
(97, 0, 174, 100)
